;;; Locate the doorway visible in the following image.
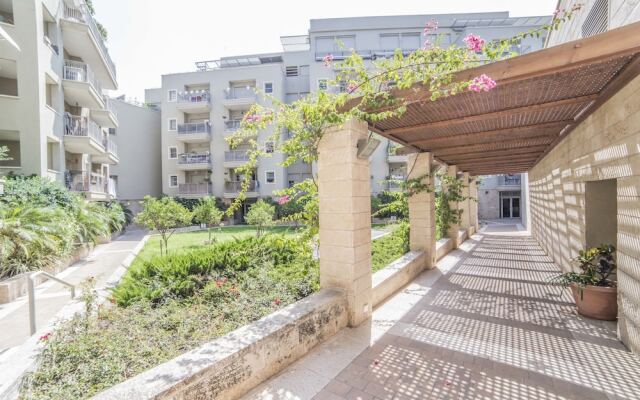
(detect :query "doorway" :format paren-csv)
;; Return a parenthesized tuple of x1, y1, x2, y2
(585, 179, 617, 249)
(500, 191, 521, 218)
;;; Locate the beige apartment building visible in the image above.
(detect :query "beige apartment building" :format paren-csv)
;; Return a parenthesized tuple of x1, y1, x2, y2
(0, 0, 119, 200)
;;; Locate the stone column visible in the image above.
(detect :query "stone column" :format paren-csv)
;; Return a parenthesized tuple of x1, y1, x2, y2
(469, 176, 479, 234)
(445, 165, 461, 247)
(407, 152, 437, 268)
(318, 119, 372, 327)
(460, 172, 471, 235)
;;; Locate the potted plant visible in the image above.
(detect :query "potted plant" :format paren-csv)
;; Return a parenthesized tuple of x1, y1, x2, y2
(552, 244, 617, 320)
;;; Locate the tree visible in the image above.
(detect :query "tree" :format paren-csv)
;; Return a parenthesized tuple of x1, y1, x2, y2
(245, 200, 275, 237)
(0, 146, 10, 161)
(192, 196, 223, 243)
(135, 196, 192, 255)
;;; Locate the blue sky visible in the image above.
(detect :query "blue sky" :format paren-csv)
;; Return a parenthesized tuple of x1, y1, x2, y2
(93, 0, 557, 101)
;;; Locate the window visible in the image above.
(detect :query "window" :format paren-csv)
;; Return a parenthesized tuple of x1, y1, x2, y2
(318, 79, 328, 91)
(380, 33, 420, 52)
(288, 180, 295, 188)
(167, 90, 177, 102)
(316, 35, 356, 57)
(265, 141, 275, 153)
(338, 81, 348, 93)
(168, 118, 177, 131)
(265, 171, 275, 184)
(264, 82, 273, 93)
(169, 175, 178, 188)
(168, 146, 178, 159)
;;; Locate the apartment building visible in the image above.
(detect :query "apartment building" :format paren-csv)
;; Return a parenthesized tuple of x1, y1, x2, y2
(0, 0, 119, 200)
(152, 12, 551, 219)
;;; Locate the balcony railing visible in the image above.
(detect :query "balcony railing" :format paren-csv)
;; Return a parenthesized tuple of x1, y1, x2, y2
(108, 177, 117, 197)
(224, 88, 256, 100)
(68, 171, 107, 193)
(224, 120, 242, 132)
(224, 150, 250, 163)
(104, 139, 117, 156)
(63, 60, 102, 94)
(500, 175, 521, 186)
(177, 90, 210, 104)
(178, 183, 212, 195)
(64, 114, 104, 145)
(104, 96, 118, 118)
(178, 153, 211, 165)
(63, 2, 116, 79)
(225, 180, 256, 193)
(177, 122, 211, 135)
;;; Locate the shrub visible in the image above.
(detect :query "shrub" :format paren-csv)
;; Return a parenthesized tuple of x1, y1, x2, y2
(245, 199, 275, 237)
(371, 222, 410, 272)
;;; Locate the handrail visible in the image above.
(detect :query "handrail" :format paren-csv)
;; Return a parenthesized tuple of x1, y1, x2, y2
(27, 271, 75, 335)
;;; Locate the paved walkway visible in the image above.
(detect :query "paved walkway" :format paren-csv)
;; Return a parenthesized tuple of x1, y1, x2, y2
(244, 224, 640, 400)
(0, 229, 147, 353)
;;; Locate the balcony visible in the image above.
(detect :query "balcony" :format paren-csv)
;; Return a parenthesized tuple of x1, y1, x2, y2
(224, 119, 242, 133)
(175, 90, 211, 113)
(176, 122, 211, 143)
(223, 150, 250, 168)
(63, 114, 105, 156)
(91, 96, 118, 128)
(498, 175, 522, 190)
(222, 88, 256, 110)
(61, 2, 117, 89)
(62, 60, 105, 110)
(177, 153, 211, 170)
(67, 171, 110, 201)
(224, 180, 257, 199)
(387, 144, 407, 164)
(178, 183, 212, 198)
(93, 139, 118, 164)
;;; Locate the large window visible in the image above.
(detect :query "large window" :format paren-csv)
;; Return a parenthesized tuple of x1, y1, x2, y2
(380, 33, 421, 52)
(316, 35, 356, 58)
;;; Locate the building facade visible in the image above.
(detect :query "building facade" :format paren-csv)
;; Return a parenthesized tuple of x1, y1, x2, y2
(477, 173, 527, 220)
(0, 0, 119, 200)
(152, 12, 551, 215)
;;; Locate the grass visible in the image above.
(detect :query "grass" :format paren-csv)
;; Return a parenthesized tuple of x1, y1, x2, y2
(371, 222, 410, 272)
(136, 225, 301, 261)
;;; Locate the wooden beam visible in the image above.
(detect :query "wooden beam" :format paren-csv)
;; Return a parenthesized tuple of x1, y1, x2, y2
(445, 151, 546, 165)
(456, 159, 539, 169)
(437, 145, 549, 162)
(431, 136, 555, 156)
(384, 95, 596, 135)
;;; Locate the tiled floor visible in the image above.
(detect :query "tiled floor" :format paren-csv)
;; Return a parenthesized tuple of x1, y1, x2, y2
(245, 224, 640, 400)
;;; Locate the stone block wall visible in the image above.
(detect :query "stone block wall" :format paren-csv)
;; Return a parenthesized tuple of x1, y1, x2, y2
(528, 73, 640, 353)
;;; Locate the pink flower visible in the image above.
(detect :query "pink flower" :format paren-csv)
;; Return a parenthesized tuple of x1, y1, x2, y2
(322, 54, 334, 68)
(244, 113, 261, 123)
(347, 83, 357, 94)
(278, 195, 290, 205)
(273, 298, 281, 306)
(422, 39, 431, 49)
(469, 74, 497, 92)
(39, 332, 51, 341)
(463, 34, 485, 52)
(424, 19, 438, 34)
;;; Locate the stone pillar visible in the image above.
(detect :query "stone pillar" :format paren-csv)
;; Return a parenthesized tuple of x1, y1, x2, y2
(318, 119, 372, 327)
(469, 176, 479, 233)
(445, 165, 461, 247)
(460, 172, 471, 234)
(407, 152, 437, 269)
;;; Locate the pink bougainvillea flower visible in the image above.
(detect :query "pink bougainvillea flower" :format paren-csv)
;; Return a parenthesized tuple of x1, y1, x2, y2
(424, 18, 438, 34)
(273, 298, 281, 306)
(323, 53, 334, 68)
(39, 332, 51, 341)
(278, 195, 290, 205)
(244, 113, 261, 123)
(347, 83, 357, 94)
(469, 74, 497, 92)
(463, 34, 485, 52)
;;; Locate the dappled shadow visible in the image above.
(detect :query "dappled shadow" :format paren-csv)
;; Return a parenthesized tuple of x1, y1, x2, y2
(313, 230, 639, 400)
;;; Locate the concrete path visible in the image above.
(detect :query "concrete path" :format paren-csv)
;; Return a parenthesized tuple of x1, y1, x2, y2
(0, 229, 147, 353)
(244, 223, 640, 400)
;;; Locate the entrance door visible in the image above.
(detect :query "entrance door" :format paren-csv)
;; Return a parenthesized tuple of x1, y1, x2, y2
(500, 191, 521, 218)
(512, 198, 520, 218)
(501, 198, 512, 218)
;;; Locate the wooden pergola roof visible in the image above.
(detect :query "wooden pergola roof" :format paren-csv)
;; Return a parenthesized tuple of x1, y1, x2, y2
(367, 21, 640, 176)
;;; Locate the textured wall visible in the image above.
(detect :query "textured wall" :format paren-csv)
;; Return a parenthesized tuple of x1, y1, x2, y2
(528, 73, 640, 353)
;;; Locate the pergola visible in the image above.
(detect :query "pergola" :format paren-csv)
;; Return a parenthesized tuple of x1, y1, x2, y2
(365, 21, 640, 176)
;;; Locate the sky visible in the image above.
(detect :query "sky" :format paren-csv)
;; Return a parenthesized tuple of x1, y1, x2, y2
(93, 0, 558, 101)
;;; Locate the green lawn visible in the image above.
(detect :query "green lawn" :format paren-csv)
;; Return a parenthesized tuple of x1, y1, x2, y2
(137, 225, 302, 261)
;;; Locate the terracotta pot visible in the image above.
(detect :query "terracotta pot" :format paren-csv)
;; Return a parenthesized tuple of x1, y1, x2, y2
(570, 283, 618, 321)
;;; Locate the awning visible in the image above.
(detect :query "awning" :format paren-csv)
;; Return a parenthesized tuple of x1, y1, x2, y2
(366, 21, 640, 175)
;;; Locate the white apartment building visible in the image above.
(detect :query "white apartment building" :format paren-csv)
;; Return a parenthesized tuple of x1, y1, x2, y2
(0, 0, 119, 200)
(151, 12, 551, 220)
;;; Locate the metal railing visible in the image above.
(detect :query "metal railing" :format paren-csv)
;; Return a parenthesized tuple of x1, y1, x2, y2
(63, 2, 116, 79)
(104, 96, 118, 118)
(178, 183, 212, 195)
(224, 150, 250, 163)
(104, 139, 118, 156)
(224, 88, 256, 100)
(64, 114, 104, 145)
(177, 90, 210, 104)
(69, 171, 107, 193)
(28, 271, 76, 335)
(224, 120, 242, 132)
(178, 153, 211, 164)
(500, 175, 521, 186)
(225, 180, 256, 193)
(108, 177, 117, 197)
(63, 60, 103, 95)
(177, 121, 211, 135)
